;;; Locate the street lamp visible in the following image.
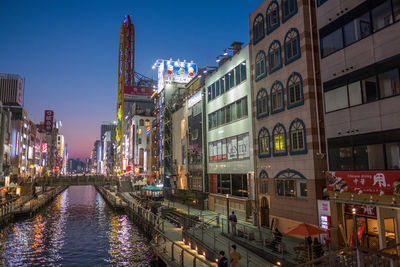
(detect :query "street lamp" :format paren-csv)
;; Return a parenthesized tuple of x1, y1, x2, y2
(226, 193, 230, 234)
(352, 207, 358, 247)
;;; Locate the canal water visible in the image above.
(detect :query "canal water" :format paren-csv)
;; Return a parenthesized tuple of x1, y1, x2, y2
(0, 186, 153, 266)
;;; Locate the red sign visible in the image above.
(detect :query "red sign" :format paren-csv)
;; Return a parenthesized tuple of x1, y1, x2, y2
(42, 143, 48, 153)
(344, 204, 377, 217)
(44, 110, 54, 132)
(124, 86, 153, 97)
(326, 171, 400, 195)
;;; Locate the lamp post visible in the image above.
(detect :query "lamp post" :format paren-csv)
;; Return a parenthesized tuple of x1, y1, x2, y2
(352, 207, 362, 267)
(226, 193, 230, 234)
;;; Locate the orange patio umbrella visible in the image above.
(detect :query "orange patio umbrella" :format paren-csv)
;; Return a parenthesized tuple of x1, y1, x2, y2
(284, 223, 326, 236)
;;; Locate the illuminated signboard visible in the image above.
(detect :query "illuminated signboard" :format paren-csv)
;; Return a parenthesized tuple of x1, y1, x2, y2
(42, 143, 48, 153)
(44, 110, 54, 132)
(157, 60, 197, 92)
(124, 86, 154, 100)
(320, 215, 329, 230)
(187, 91, 202, 108)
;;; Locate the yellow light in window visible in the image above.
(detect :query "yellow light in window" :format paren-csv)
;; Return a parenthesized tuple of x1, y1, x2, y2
(138, 129, 142, 135)
(274, 135, 284, 151)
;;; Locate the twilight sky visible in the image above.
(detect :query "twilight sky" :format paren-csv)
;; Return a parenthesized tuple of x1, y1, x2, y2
(0, 0, 260, 159)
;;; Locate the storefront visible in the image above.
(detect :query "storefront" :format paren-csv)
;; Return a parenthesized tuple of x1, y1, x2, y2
(326, 170, 400, 253)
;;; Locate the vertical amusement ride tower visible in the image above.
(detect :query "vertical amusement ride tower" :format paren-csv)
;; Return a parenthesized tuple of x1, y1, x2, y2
(116, 15, 134, 173)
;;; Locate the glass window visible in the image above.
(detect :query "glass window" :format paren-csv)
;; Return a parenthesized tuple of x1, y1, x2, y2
(354, 144, 385, 170)
(317, 0, 328, 7)
(271, 82, 283, 112)
(284, 180, 295, 197)
(266, 2, 279, 33)
(386, 142, 400, 169)
(372, 1, 393, 32)
(379, 68, 400, 98)
(324, 85, 349, 112)
(394, 0, 400, 21)
(220, 77, 225, 94)
(236, 99, 242, 119)
(241, 62, 247, 82)
(328, 147, 353, 171)
(255, 52, 266, 80)
(211, 83, 216, 99)
(343, 12, 371, 46)
(215, 80, 220, 97)
(282, 0, 297, 20)
(219, 174, 230, 194)
(276, 180, 284, 196)
(229, 70, 235, 89)
(321, 28, 343, 58)
(257, 89, 268, 116)
(232, 174, 247, 197)
(220, 108, 226, 125)
(208, 86, 212, 102)
(235, 65, 241, 86)
(225, 74, 230, 91)
(298, 181, 307, 197)
(348, 81, 362, 106)
(230, 101, 236, 121)
(361, 76, 378, 103)
(291, 130, 304, 151)
(287, 73, 303, 106)
(253, 14, 265, 43)
(226, 105, 232, 123)
(258, 128, 270, 157)
(285, 29, 300, 62)
(269, 41, 281, 71)
(274, 134, 285, 152)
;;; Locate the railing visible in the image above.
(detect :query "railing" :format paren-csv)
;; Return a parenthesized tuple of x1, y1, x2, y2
(34, 176, 119, 186)
(153, 228, 215, 267)
(298, 246, 400, 267)
(183, 216, 269, 267)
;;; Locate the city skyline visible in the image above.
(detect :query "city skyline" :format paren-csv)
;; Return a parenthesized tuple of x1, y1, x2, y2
(0, 0, 259, 158)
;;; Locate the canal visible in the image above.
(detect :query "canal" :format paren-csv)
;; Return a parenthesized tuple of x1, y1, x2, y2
(0, 186, 153, 266)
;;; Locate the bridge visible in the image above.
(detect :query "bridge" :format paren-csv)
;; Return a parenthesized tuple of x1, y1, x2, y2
(31, 176, 120, 187)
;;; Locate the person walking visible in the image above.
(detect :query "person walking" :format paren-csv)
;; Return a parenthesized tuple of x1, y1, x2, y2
(229, 245, 242, 267)
(229, 211, 237, 235)
(218, 251, 228, 267)
(313, 237, 323, 259)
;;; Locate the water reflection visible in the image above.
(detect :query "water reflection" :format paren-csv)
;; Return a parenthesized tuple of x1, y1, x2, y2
(0, 186, 152, 266)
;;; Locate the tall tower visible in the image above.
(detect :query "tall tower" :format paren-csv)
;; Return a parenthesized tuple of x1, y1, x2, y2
(117, 15, 134, 173)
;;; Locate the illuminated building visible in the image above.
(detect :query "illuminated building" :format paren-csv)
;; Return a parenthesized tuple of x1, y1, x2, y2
(153, 59, 198, 187)
(206, 43, 255, 221)
(317, 0, 400, 251)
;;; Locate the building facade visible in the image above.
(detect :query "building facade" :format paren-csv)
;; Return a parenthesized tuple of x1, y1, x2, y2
(249, 0, 326, 230)
(206, 44, 255, 221)
(317, 0, 400, 252)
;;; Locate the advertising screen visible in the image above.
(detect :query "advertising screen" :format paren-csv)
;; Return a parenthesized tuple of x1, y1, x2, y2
(157, 60, 197, 92)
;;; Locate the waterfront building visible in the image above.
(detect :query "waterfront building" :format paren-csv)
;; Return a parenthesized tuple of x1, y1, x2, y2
(317, 0, 400, 251)
(206, 43, 255, 221)
(249, 0, 326, 230)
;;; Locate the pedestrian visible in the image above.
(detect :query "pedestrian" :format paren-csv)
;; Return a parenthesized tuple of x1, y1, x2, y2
(305, 236, 312, 260)
(218, 250, 228, 267)
(313, 237, 323, 259)
(229, 245, 242, 267)
(229, 211, 237, 235)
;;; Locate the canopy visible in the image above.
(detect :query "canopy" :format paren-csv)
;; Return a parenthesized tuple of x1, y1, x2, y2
(284, 223, 326, 236)
(141, 185, 163, 191)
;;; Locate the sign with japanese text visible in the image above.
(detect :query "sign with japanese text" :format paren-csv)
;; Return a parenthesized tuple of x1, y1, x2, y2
(42, 143, 48, 153)
(124, 86, 153, 100)
(44, 110, 54, 133)
(344, 204, 377, 217)
(325, 171, 400, 196)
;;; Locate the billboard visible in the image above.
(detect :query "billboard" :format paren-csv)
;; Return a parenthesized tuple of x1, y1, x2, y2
(44, 110, 54, 132)
(325, 170, 400, 195)
(42, 143, 48, 153)
(124, 86, 154, 100)
(157, 60, 197, 92)
(187, 91, 202, 108)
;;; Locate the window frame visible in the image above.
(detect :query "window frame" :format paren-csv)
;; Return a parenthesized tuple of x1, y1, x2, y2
(266, 1, 280, 35)
(287, 72, 304, 109)
(256, 88, 269, 119)
(272, 123, 287, 156)
(289, 118, 307, 155)
(259, 170, 269, 194)
(275, 168, 307, 198)
(258, 127, 271, 158)
(270, 81, 285, 114)
(284, 28, 301, 65)
(281, 0, 298, 23)
(268, 40, 282, 74)
(255, 50, 267, 81)
(253, 13, 265, 45)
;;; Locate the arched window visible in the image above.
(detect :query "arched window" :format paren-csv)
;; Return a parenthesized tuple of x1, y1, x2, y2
(255, 51, 267, 81)
(270, 81, 284, 114)
(253, 14, 265, 44)
(284, 28, 300, 64)
(259, 170, 269, 194)
(258, 127, 271, 158)
(256, 89, 268, 118)
(275, 169, 307, 198)
(268, 40, 282, 73)
(272, 123, 287, 156)
(145, 119, 150, 127)
(139, 119, 144, 126)
(266, 1, 280, 34)
(282, 0, 298, 22)
(287, 72, 303, 108)
(289, 118, 307, 154)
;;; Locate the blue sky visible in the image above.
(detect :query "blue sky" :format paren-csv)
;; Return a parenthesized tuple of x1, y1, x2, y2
(0, 0, 261, 158)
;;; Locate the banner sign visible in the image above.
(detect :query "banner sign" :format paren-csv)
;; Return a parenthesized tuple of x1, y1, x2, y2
(325, 171, 400, 196)
(209, 133, 249, 162)
(344, 204, 377, 217)
(124, 86, 153, 99)
(42, 143, 48, 153)
(44, 110, 54, 132)
(157, 60, 197, 92)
